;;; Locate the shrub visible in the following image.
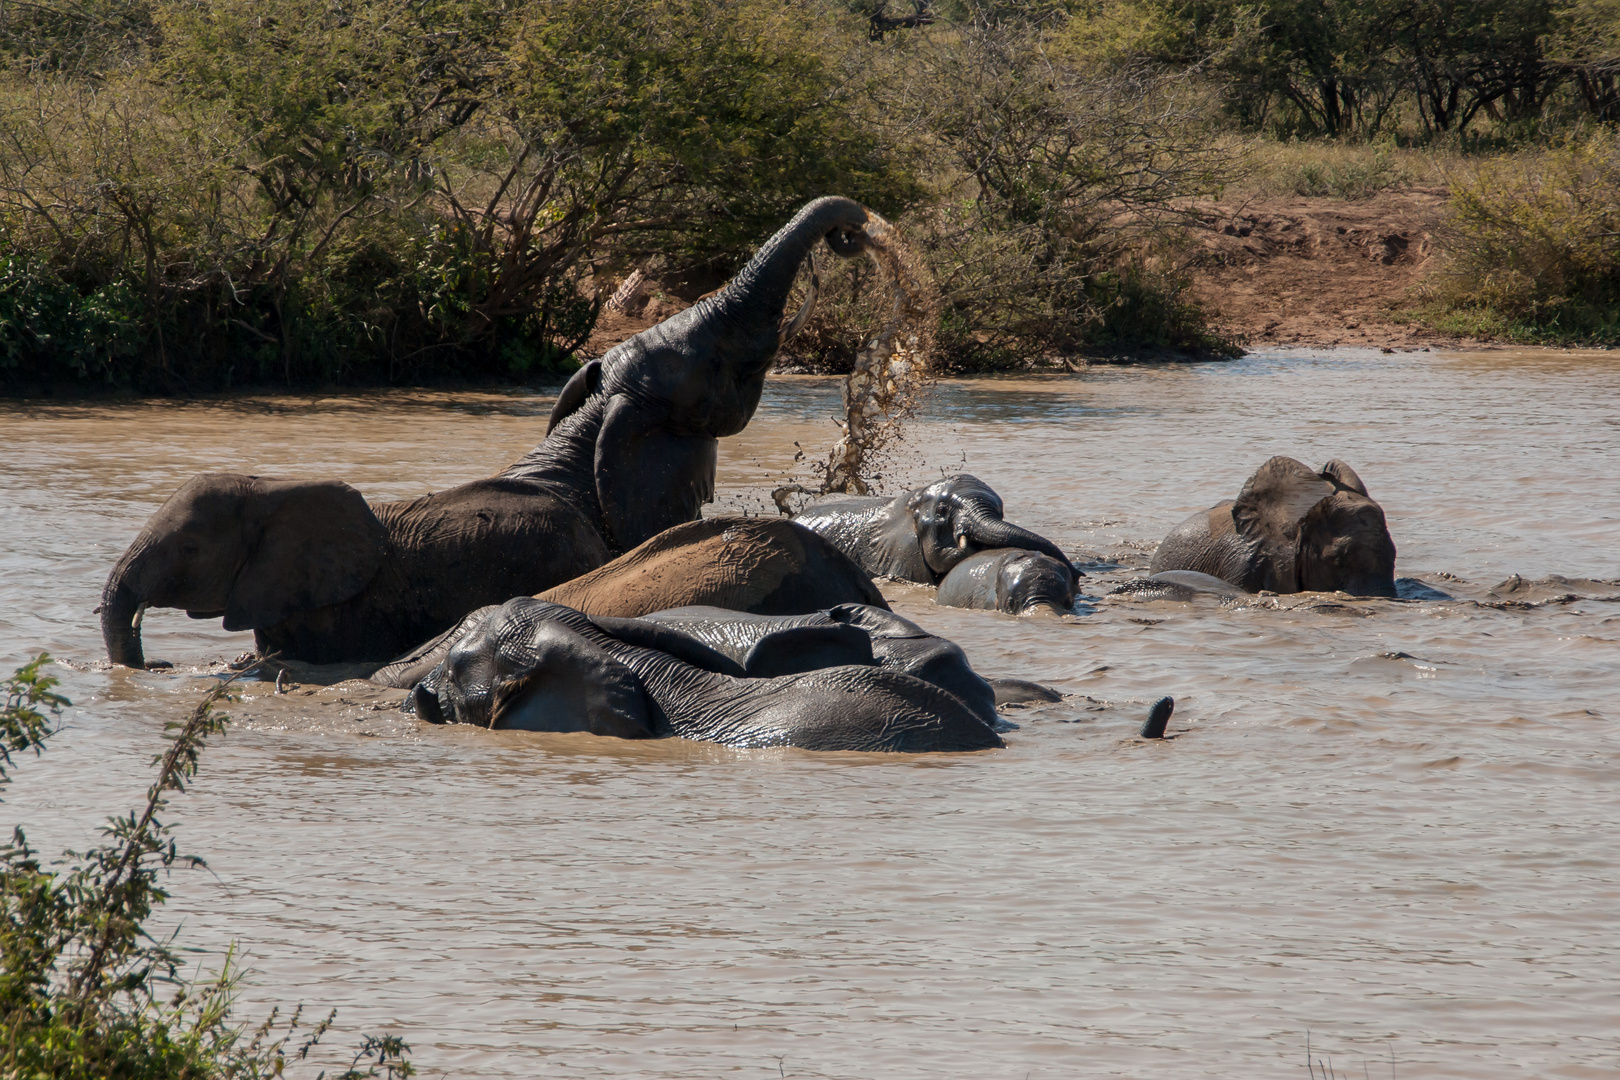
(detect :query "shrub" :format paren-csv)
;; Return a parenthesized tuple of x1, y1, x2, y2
(1423, 130, 1620, 343)
(0, 655, 414, 1079)
(0, 0, 914, 392)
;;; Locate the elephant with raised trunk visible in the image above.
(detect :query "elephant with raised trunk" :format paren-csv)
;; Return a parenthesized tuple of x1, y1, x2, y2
(102, 197, 875, 668)
(1148, 456, 1397, 597)
(793, 474, 1076, 589)
(405, 598, 1004, 753)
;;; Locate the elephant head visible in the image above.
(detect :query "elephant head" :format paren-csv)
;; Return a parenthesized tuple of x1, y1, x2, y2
(413, 605, 657, 739)
(1231, 457, 1397, 597)
(903, 475, 1075, 583)
(935, 548, 1078, 616)
(520, 196, 875, 554)
(101, 474, 387, 668)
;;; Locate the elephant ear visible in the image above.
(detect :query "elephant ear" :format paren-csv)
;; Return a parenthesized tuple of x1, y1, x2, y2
(588, 614, 746, 677)
(742, 624, 875, 678)
(594, 394, 717, 553)
(490, 622, 655, 739)
(1320, 458, 1370, 497)
(224, 480, 387, 631)
(545, 359, 601, 436)
(1231, 457, 1336, 592)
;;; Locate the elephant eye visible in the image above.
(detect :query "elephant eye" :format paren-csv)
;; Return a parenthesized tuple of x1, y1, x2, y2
(180, 542, 201, 558)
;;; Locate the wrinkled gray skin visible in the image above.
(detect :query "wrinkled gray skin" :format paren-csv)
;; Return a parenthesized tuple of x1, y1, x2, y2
(1108, 570, 1248, 602)
(1148, 457, 1398, 597)
(102, 197, 874, 668)
(934, 549, 1078, 616)
(405, 599, 1003, 753)
(793, 474, 1075, 587)
(639, 604, 1009, 731)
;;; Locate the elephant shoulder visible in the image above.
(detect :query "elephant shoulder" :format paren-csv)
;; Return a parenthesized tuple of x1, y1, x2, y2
(1149, 500, 1258, 587)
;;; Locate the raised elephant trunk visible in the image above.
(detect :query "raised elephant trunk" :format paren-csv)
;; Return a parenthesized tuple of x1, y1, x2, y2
(957, 503, 1075, 578)
(709, 196, 869, 355)
(101, 570, 147, 669)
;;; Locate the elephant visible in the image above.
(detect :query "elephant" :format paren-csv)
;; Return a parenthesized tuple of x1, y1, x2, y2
(792, 474, 1076, 588)
(403, 598, 1004, 753)
(1147, 457, 1397, 597)
(370, 516, 888, 689)
(934, 548, 1078, 616)
(101, 196, 876, 668)
(636, 603, 1010, 731)
(1107, 569, 1248, 602)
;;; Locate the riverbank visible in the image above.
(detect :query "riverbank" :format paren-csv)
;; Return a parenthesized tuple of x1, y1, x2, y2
(1182, 188, 1465, 351)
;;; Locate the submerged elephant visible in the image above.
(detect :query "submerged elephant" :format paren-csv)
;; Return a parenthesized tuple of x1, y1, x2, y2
(404, 598, 1004, 753)
(1148, 457, 1397, 597)
(371, 516, 887, 688)
(793, 474, 1075, 587)
(935, 548, 1077, 616)
(102, 197, 876, 667)
(638, 603, 1009, 731)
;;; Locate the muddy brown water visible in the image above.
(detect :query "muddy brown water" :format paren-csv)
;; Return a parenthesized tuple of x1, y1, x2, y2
(2, 348, 1617, 1079)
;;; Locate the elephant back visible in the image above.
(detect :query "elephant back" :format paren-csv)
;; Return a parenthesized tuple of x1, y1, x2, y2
(536, 517, 887, 618)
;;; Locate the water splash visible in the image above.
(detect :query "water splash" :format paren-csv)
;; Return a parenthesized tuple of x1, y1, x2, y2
(774, 211, 939, 509)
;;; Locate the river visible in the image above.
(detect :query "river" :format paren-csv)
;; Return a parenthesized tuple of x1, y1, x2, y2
(2, 347, 1616, 1078)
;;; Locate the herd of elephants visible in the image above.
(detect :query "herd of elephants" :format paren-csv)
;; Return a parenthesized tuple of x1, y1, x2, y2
(99, 198, 1398, 753)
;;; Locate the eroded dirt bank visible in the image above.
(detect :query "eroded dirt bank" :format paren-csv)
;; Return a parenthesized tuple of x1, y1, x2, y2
(1183, 188, 1460, 351)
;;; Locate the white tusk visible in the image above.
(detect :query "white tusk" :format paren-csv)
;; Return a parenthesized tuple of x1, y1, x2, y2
(778, 258, 821, 346)
(132, 603, 147, 630)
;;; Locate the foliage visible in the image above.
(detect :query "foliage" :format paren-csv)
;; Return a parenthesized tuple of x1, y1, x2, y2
(877, 9, 1236, 364)
(0, 0, 913, 391)
(0, 656, 414, 1079)
(1421, 130, 1620, 342)
(1064, 0, 1618, 139)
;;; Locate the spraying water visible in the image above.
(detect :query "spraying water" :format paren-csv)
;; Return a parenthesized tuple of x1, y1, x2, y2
(774, 211, 939, 509)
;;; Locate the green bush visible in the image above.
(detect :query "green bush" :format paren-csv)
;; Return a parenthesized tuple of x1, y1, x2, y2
(0, 0, 913, 392)
(1, 656, 414, 1079)
(1423, 131, 1620, 343)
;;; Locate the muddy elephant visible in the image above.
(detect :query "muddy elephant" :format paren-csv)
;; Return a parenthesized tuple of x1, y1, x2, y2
(1148, 456, 1397, 596)
(371, 516, 887, 688)
(404, 598, 1004, 753)
(793, 474, 1075, 587)
(102, 197, 876, 667)
(935, 548, 1078, 616)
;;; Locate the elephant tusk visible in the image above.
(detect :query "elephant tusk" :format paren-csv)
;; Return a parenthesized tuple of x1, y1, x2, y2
(132, 603, 147, 630)
(778, 257, 820, 346)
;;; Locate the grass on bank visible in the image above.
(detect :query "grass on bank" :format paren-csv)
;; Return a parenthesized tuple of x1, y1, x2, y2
(1, 654, 414, 1080)
(1418, 130, 1620, 346)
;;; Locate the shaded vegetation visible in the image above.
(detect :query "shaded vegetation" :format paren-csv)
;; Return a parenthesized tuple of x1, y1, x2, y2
(1, 655, 413, 1078)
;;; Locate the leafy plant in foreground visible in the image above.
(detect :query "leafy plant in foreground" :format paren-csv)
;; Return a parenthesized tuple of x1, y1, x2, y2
(0, 655, 414, 1079)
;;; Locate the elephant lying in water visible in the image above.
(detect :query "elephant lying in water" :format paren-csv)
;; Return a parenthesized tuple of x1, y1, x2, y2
(935, 549, 1078, 616)
(403, 599, 1004, 753)
(371, 516, 887, 688)
(639, 604, 1012, 732)
(1144, 457, 1397, 597)
(102, 197, 876, 667)
(792, 474, 1079, 614)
